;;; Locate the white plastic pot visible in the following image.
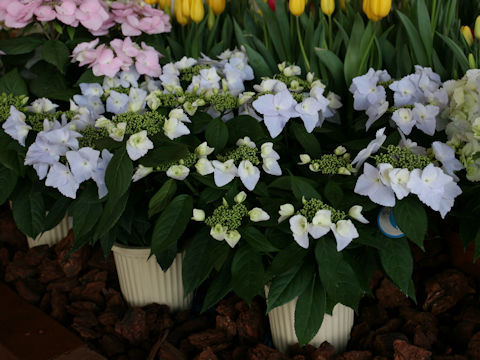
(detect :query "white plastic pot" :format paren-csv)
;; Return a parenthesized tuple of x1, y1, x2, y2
(266, 289, 354, 353)
(27, 216, 71, 248)
(112, 244, 193, 310)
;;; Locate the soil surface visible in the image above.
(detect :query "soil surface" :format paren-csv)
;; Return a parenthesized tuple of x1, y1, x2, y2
(1, 205, 480, 360)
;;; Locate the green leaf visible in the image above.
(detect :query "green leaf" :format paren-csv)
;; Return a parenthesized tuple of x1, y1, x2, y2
(314, 48, 345, 91)
(11, 186, 46, 238)
(324, 180, 343, 208)
(0, 69, 28, 96)
(0, 36, 43, 55)
(243, 44, 273, 78)
(71, 185, 103, 242)
(379, 237, 414, 298)
(190, 111, 213, 134)
(241, 226, 279, 253)
(294, 276, 326, 346)
(290, 122, 322, 157)
(231, 244, 265, 304)
(474, 228, 480, 262)
(205, 118, 229, 153)
(437, 32, 470, 73)
(105, 146, 133, 202)
(201, 260, 232, 312)
(182, 228, 230, 295)
(75, 69, 103, 86)
(344, 14, 365, 85)
(155, 242, 178, 270)
(140, 142, 189, 167)
(148, 179, 177, 218)
(392, 197, 427, 250)
(0, 165, 18, 204)
(315, 237, 363, 310)
(67, 26, 76, 41)
(44, 197, 71, 231)
(267, 260, 314, 313)
(291, 174, 321, 200)
(267, 242, 309, 278)
(227, 115, 266, 143)
(151, 195, 193, 254)
(396, 10, 429, 66)
(415, 0, 433, 63)
(42, 40, 70, 73)
(255, 0, 286, 60)
(94, 192, 129, 240)
(30, 69, 76, 101)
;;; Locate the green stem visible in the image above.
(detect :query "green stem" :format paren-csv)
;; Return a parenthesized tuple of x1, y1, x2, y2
(431, 0, 438, 34)
(328, 15, 333, 50)
(263, 20, 269, 50)
(184, 178, 198, 196)
(296, 16, 311, 72)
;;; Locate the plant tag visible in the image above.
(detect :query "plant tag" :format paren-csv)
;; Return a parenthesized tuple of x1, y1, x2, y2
(377, 207, 404, 238)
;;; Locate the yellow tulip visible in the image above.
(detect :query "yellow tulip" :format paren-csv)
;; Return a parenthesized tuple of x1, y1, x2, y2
(158, 0, 171, 10)
(462, 26, 474, 47)
(207, 0, 226, 15)
(144, 0, 157, 4)
(469, 53, 476, 69)
(289, 0, 306, 16)
(340, 0, 346, 11)
(321, 0, 335, 16)
(175, 0, 189, 25)
(182, 0, 191, 18)
(369, 0, 391, 19)
(363, 0, 379, 21)
(475, 15, 480, 40)
(190, 0, 205, 23)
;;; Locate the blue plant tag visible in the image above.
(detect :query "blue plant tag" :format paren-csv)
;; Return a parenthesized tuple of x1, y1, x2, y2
(377, 207, 404, 238)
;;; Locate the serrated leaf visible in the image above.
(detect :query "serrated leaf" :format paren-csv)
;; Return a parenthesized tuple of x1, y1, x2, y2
(231, 244, 265, 304)
(151, 195, 193, 254)
(315, 237, 363, 310)
(392, 197, 427, 250)
(379, 237, 414, 298)
(182, 229, 230, 295)
(0, 36, 43, 55)
(291, 174, 321, 200)
(294, 276, 326, 346)
(267, 260, 314, 313)
(42, 40, 70, 73)
(148, 179, 177, 218)
(0, 69, 28, 96)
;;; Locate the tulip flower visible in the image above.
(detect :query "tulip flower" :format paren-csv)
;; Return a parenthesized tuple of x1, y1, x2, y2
(267, 0, 276, 11)
(469, 53, 476, 69)
(207, 0, 226, 15)
(369, 0, 391, 19)
(182, 0, 191, 18)
(190, 0, 204, 22)
(321, 0, 335, 16)
(289, 0, 306, 16)
(461, 26, 474, 47)
(475, 15, 480, 40)
(144, 0, 157, 4)
(158, 0, 171, 11)
(340, 0, 346, 11)
(175, 0, 189, 25)
(362, 0, 379, 21)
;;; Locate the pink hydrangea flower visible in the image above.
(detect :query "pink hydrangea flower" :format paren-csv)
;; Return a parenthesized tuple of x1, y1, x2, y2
(4, 0, 41, 28)
(110, 37, 139, 70)
(75, 0, 110, 32)
(134, 42, 162, 77)
(91, 46, 123, 77)
(34, 5, 56, 22)
(55, 0, 79, 27)
(72, 38, 100, 66)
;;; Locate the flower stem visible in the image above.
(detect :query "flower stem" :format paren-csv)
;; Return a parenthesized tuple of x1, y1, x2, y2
(184, 178, 198, 196)
(296, 16, 310, 72)
(431, 0, 438, 33)
(328, 15, 333, 50)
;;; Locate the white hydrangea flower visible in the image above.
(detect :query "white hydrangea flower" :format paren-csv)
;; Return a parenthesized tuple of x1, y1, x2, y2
(106, 91, 129, 115)
(163, 117, 190, 140)
(309, 209, 332, 239)
(298, 154, 311, 165)
(195, 158, 214, 175)
(210, 223, 227, 241)
(45, 162, 80, 199)
(127, 88, 147, 113)
(174, 56, 197, 70)
(225, 230, 241, 248)
(2, 106, 31, 146)
(330, 220, 359, 251)
(354, 163, 396, 207)
(237, 160, 260, 190)
(392, 108, 415, 135)
(253, 79, 287, 93)
(351, 127, 387, 169)
(73, 94, 104, 117)
(278, 203, 295, 223)
(27, 98, 58, 113)
(108, 122, 126, 142)
(249, 208, 270, 222)
(234, 191, 247, 204)
(66, 147, 100, 183)
(262, 157, 282, 176)
(92, 149, 113, 198)
(126, 131, 153, 161)
(166, 165, 190, 180)
(191, 209, 205, 221)
(80, 83, 104, 97)
(260, 142, 280, 160)
(236, 136, 256, 148)
(132, 165, 153, 182)
(289, 214, 310, 249)
(195, 142, 214, 157)
(212, 159, 237, 187)
(412, 103, 439, 136)
(295, 97, 323, 133)
(348, 206, 369, 224)
(119, 68, 140, 88)
(432, 141, 464, 178)
(388, 168, 411, 200)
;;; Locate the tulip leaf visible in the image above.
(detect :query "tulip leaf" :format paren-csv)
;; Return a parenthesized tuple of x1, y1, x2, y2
(314, 47, 345, 92)
(243, 44, 273, 78)
(415, 0, 433, 64)
(396, 10, 429, 66)
(436, 32, 470, 74)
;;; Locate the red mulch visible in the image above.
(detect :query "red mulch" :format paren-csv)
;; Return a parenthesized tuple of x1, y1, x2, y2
(1, 205, 480, 360)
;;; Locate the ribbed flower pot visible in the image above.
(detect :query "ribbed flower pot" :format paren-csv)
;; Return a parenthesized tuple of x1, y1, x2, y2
(27, 216, 71, 248)
(266, 290, 354, 353)
(111, 244, 193, 310)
